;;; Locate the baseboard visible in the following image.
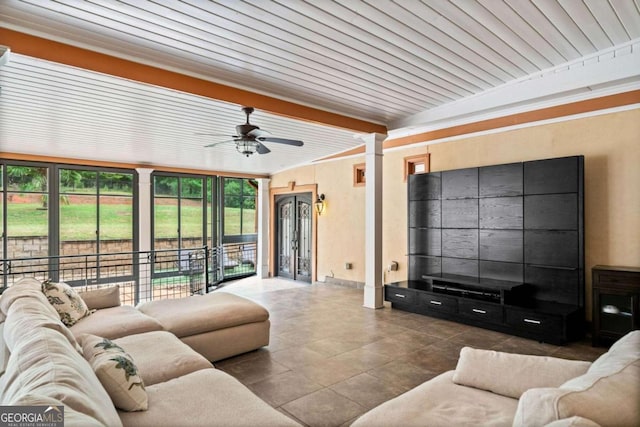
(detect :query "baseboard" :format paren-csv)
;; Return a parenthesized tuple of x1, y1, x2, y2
(323, 276, 365, 289)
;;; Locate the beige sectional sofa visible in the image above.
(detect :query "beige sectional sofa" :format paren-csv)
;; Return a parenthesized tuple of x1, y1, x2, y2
(0, 278, 299, 426)
(137, 292, 270, 362)
(352, 330, 640, 427)
(69, 285, 270, 362)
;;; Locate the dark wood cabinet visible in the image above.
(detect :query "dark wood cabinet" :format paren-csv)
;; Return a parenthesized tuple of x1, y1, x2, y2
(592, 266, 640, 346)
(393, 156, 585, 344)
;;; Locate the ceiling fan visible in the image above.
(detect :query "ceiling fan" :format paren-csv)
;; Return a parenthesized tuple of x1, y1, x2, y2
(200, 107, 304, 157)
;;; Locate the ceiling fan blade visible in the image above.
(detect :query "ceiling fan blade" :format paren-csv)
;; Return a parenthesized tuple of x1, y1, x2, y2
(256, 142, 271, 154)
(195, 133, 238, 137)
(247, 128, 270, 138)
(204, 140, 235, 147)
(258, 137, 304, 146)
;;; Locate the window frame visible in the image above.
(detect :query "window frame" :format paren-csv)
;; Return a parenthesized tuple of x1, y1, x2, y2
(353, 163, 366, 187)
(151, 172, 207, 252)
(404, 153, 430, 181)
(220, 177, 258, 244)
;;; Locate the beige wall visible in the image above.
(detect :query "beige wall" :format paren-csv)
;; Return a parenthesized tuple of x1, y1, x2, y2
(271, 109, 640, 317)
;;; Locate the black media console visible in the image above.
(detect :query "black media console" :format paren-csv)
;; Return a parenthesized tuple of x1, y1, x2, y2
(386, 156, 585, 345)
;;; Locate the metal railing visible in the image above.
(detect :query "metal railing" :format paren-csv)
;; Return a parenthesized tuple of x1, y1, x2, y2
(1, 242, 258, 304)
(221, 242, 257, 279)
(1, 247, 210, 305)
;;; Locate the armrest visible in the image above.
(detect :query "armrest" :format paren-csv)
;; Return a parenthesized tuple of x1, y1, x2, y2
(452, 347, 591, 399)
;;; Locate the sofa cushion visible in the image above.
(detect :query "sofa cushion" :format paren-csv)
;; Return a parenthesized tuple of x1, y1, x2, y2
(114, 331, 213, 386)
(137, 292, 269, 338)
(70, 305, 163, 340)
(117, 369, 300, 427)
(351, 371, 518, 427)
(513, 331, 640, 427)
(80, 334, 148, 412)
(453, 347, 591, 398)
(180, 320, 270, 362)
(0, 316, 122, 426)
(41, 280, 92, 327)
(78, 285, 121, 310)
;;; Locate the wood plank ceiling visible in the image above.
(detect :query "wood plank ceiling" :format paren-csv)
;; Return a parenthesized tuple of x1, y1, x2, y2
(0, 0, 639, 175)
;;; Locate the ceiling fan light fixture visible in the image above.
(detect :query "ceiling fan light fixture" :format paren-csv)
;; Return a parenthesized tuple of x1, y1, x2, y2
(236, 140, 258, 157)
(203, 107, 303, 156)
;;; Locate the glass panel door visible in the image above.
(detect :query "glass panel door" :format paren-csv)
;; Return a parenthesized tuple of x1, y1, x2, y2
(59, 170, 98, 258)
(6, 165, 49, 260)
(276, 193, 312, 282)
(277, 196, 293, 279)
(296, 197, 312, 281)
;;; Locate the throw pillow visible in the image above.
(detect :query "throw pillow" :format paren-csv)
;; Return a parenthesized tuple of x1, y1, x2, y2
(453, 346, 591, 399)
(78, 286, 121, 310)
(41, 280, 92, 327)
(80, 334, 148, 412)
(513, 331, 640, 427)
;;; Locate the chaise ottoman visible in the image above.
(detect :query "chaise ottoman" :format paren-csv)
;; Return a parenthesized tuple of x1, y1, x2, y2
(137, 292, 270, 362)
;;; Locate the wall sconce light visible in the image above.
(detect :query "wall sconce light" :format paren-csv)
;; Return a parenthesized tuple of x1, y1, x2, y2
(315, 194, 326, 216)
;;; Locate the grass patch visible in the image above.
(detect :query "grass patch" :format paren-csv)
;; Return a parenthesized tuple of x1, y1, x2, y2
(6, 203, 255, 240)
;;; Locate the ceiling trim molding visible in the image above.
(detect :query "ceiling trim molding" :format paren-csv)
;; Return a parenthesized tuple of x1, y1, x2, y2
(0, 152, 269, 179)
(318, 89, 640, 161)
(391, 40, 640, 131)
(0, 27, 387, 135)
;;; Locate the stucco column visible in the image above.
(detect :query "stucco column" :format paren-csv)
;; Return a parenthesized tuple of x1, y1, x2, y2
(362, 133, 386, 309)
(256, 178, 271, 278)
(136, 168, 153, 303)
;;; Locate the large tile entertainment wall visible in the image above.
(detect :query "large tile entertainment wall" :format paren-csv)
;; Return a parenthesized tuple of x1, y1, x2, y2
(270, 108, 640, 319)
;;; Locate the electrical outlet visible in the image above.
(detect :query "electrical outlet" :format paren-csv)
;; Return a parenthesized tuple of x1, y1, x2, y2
(345, 262, 352, 270)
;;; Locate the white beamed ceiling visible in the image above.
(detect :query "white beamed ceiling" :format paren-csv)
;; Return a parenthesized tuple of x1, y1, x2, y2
(1, 0, 639, 174)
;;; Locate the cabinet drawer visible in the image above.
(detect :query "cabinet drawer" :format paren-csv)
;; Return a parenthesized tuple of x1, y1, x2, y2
(418, 292, 457, 314)
(596, 273, 640, 287)
(505, 308, 563, 333)
(458, 300, 503, 323)
(385, 287, 417, 305)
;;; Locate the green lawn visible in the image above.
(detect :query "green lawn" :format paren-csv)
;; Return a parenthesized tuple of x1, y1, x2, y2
(5, 203, 255, 240)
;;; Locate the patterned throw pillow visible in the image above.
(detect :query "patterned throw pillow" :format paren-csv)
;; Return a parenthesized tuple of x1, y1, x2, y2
(41, 280, 92, 326)
(80, 334, 148, 412)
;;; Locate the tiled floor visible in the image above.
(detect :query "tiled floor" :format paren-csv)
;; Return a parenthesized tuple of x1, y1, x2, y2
(215, 277, 607, 427)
